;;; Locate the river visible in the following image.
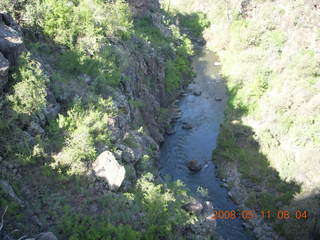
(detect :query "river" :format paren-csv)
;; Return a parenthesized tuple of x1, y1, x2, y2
(159, 48, 254, 240)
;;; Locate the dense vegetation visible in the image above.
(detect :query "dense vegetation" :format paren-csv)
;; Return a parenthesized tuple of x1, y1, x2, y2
(0, 0, 211, 239)
(165, 0, 320, 239)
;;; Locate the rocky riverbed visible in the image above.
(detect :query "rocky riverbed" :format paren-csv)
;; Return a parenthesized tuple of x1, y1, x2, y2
(159, 48, 255, 240)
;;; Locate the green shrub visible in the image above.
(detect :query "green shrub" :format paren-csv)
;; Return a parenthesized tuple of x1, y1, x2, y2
(54, 47, 122, 90)
(60, 215, 140, 240)
(165, 59, 182, 92)
(135, 173, 196, 239)
(165, 49, 193, 93)
(134, 17, 173, 54)
(50, 97, 116, 175)
(8, 53, 47, 116)
(177, 12, 210, 39)
(25, 0, 132, 49)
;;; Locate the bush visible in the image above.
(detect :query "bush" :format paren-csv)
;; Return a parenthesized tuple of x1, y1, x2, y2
(177, 12, 210, 39)
(25, 0, 133, 49)
(55, 47, 122, 87)
(50, 97, 116, 175)
(61, 215, 140, 240)
(134, 17, 172, 53)
(7, 53, 47, 116)
(135, 173, 195, 239)
(165, 48, 193, 93)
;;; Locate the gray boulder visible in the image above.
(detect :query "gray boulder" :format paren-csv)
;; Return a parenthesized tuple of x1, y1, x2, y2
(182, 201, 203, 215)
(28, 121, 45, 136)
(190, 217, 217, 236)
(92, 151, 126, 191)
(43, 103, 60, 122)
(0, 16, 24, 66)
(188, 201, 217, 237)
(0, 180, 25, 208)
(0, 51, 9, 89)
(0, 12, 23, 90)
(43, 91, 61, 121)
(36, 232, 58, 240)
(0, 12, 21, 31)
(118, 144, 136, 163)
(193, 90, 202, 96)
(182, 122, 193, 130)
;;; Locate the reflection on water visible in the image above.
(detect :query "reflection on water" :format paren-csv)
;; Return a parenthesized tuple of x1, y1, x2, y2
(159, 48, 253, 240)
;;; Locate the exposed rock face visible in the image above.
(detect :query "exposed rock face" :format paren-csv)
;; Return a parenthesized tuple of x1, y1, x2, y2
(92, 151, 126, 191)
(128, 0, 160, 17)
(115, 39, 169, 143)
(0, 13, 23, 65)
(0, 12, 23, 89)
(0, 12, 21, 31)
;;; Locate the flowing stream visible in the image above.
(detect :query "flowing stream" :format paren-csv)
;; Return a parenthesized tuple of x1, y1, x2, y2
(159, 48, 253, 239)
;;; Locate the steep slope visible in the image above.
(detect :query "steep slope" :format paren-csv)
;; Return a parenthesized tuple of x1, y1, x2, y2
(0, 0, 213, 239)
(164, 0, 320, 239)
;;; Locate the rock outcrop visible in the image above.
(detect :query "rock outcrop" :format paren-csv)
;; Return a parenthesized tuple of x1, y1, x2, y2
(0, 52, 9, 89)
(92, 151, 126, 191)
(128, 0, 160, 17)
(0, 12, 23, 89)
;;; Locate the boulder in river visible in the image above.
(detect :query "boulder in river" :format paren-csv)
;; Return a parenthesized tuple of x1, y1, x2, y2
(187, 160, 202, 172)
(193, 90, 202, 96)
(166, 127, 176, 135)
(182, 122, 193, 130)
(215, 97, 222, 101)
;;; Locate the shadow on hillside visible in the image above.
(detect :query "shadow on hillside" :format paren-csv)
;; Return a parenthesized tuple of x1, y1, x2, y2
(213, 77, 320, 238)
(277, 191, 320, 239)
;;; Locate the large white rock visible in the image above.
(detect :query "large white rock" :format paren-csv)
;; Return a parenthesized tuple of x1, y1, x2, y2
(92, 151, 126, 191)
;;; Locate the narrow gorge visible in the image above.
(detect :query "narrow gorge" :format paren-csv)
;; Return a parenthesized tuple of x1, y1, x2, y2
(1, 0, 319, 240)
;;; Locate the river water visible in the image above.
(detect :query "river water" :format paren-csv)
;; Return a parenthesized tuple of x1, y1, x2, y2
(159, 48, 253, 240)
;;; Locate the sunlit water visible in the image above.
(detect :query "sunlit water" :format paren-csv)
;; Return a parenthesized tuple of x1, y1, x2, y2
(159, 48, 254, 240)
